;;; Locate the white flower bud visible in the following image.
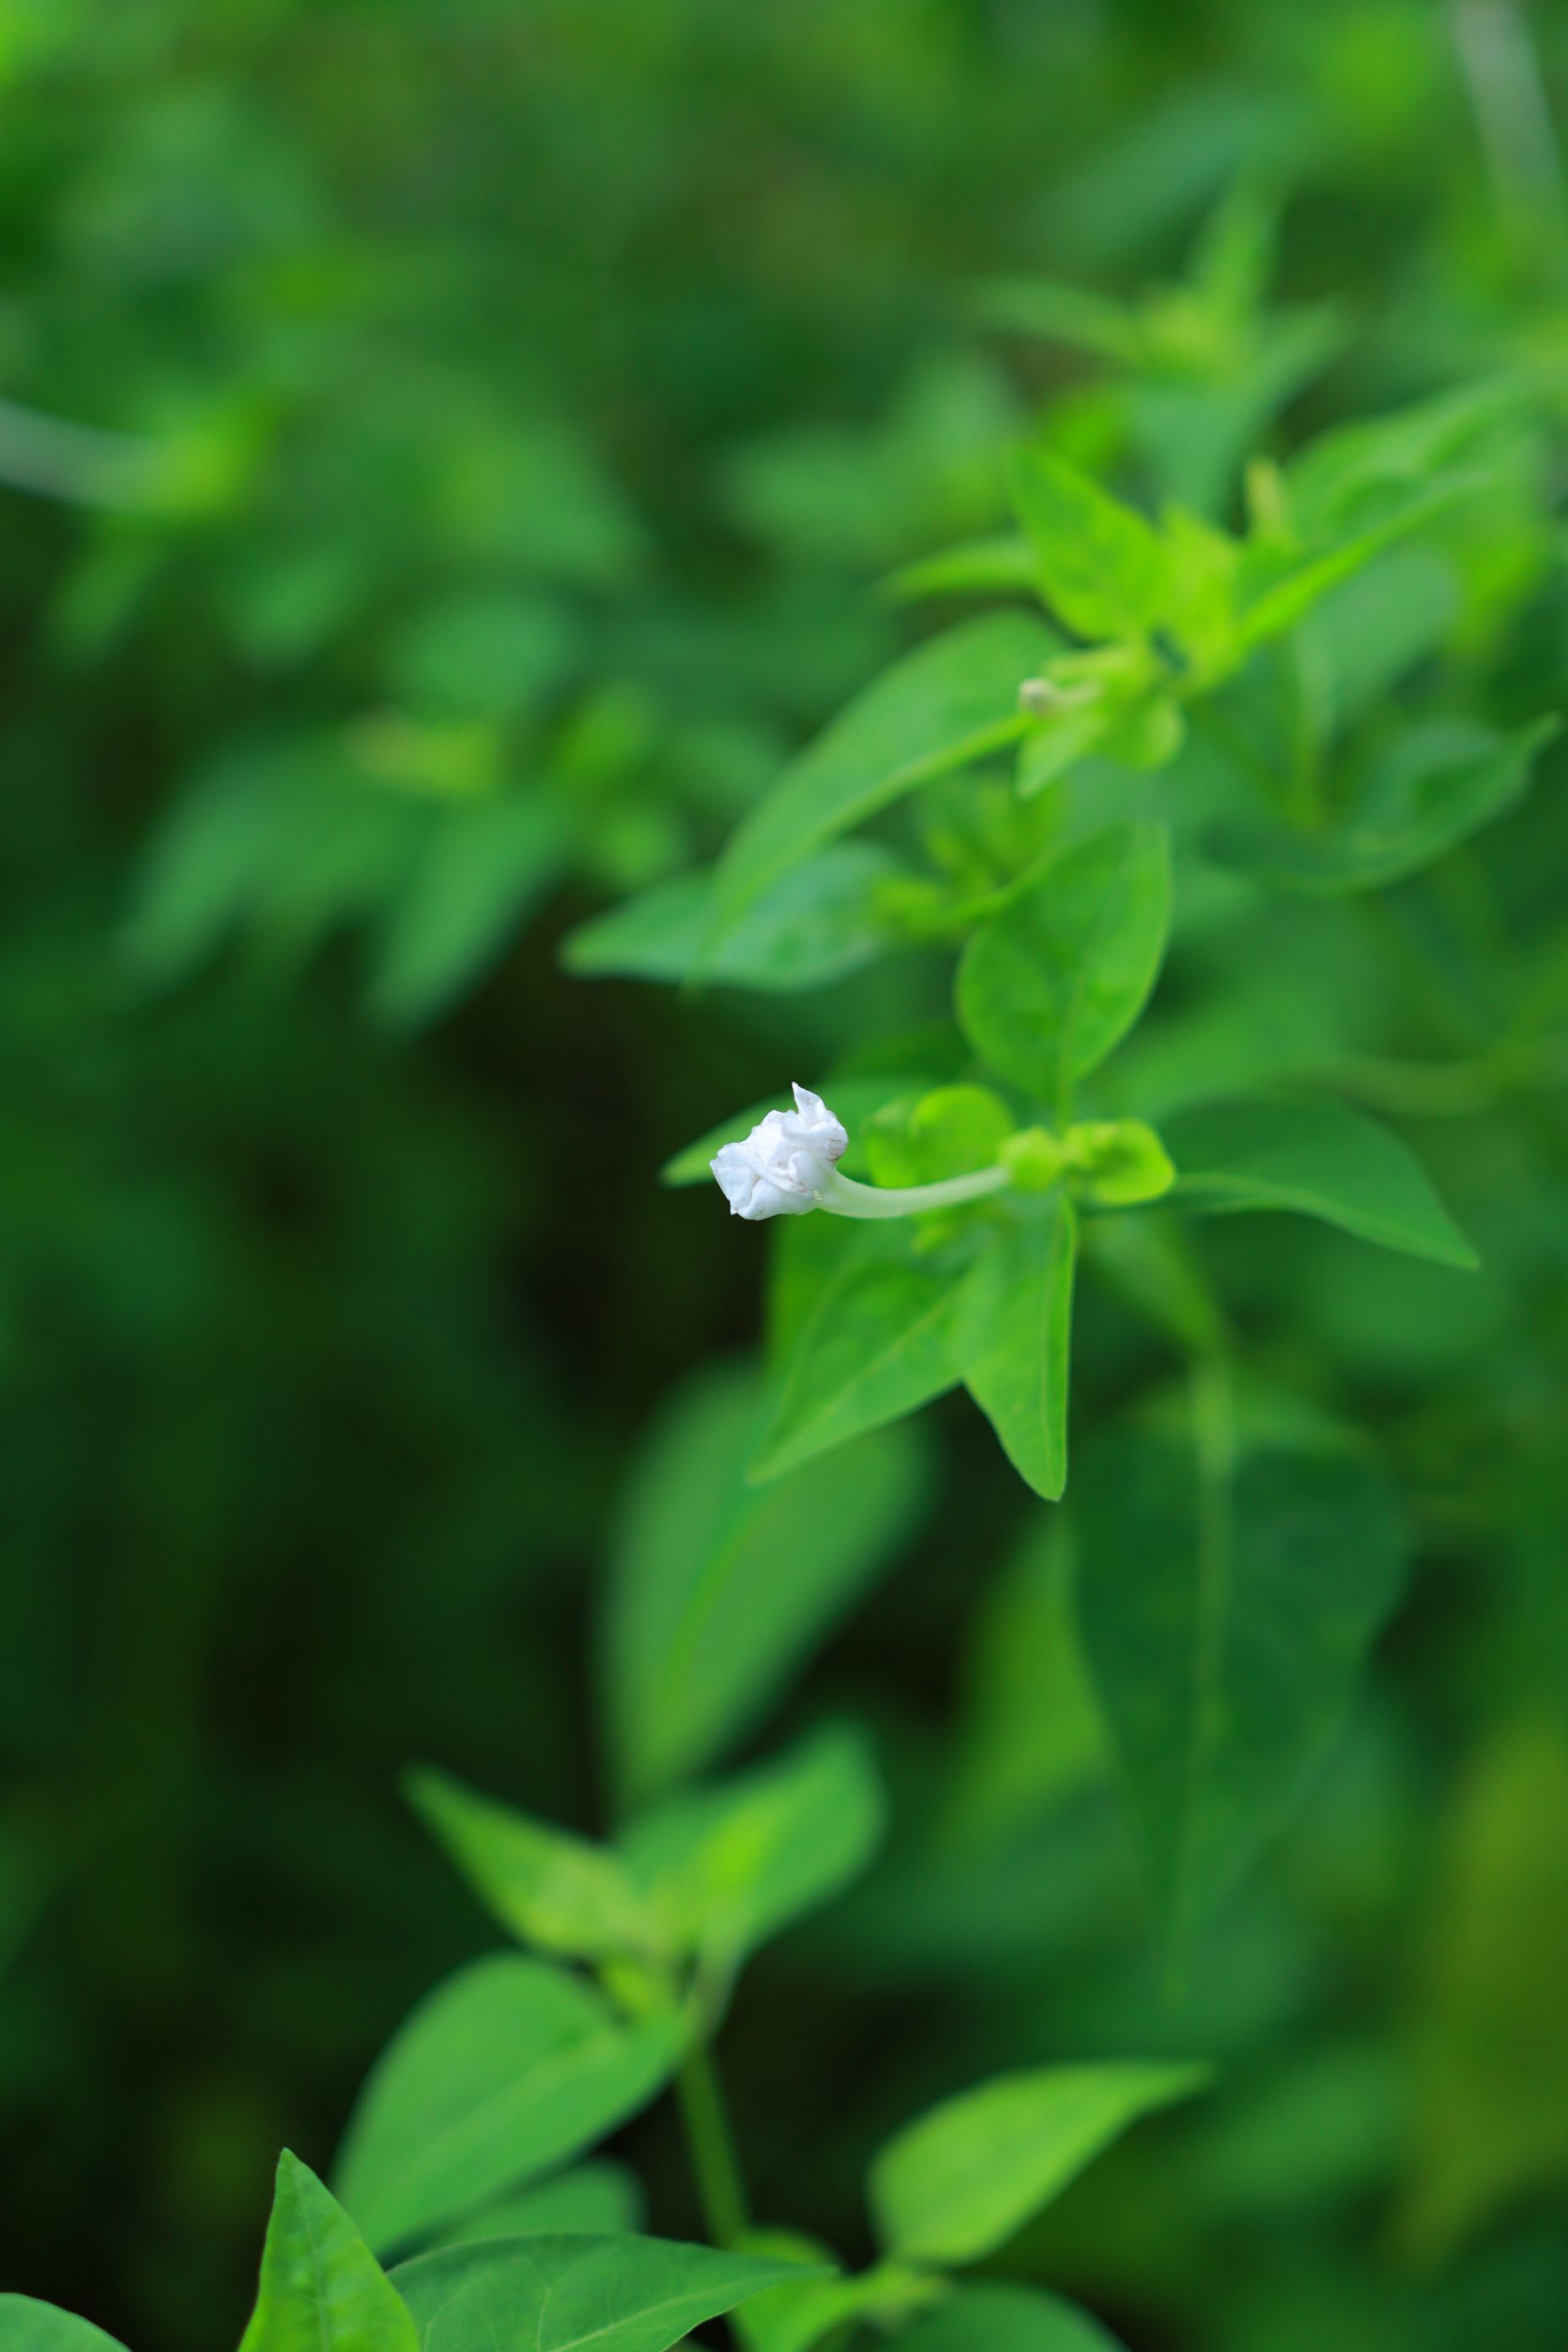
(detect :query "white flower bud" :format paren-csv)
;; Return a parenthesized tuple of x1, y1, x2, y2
(710, 1082, 848, 1221)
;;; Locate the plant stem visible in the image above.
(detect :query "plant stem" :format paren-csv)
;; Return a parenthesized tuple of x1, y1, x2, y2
(820, 1165, 1010, 1218)
(677, 2041, 749, 2248)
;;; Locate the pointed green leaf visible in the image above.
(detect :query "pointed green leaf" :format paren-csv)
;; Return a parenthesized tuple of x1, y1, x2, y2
(238, 2151, 417, 2352)
(0, 2305, 129, 2352)
(405, 1769, 657, 1962)
(563, 843, 904, 993)
(1206, 717, 1557, 895)
(749, 1255, 963, 1484)
(1165, 1098, 1478, 1268)
(871, 2062, 1206, 2265)
(897, 2284, 1126, 2352)
(956, 1205, 1077, 1500)
(705, 613, 1048, 942)
(1008, 450, 1168, 641)
(620, 1723, 885, 1963)
(603, 1363, 927, 1804)
(1074, 1421, 1407, 1951)
(370, 796, 568, 1026)
(334, 1957, 682, 2256)
(957, 825, 1172, 1108)
(390, 2234, 815, 2352)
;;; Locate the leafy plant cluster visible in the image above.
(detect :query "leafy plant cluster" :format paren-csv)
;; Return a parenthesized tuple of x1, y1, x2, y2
(9, 6, 1568, 2350)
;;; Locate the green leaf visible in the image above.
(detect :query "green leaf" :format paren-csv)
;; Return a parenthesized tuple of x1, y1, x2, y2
(1284, 373, 1539, 537)
(619, 1723, 885, 1963)
(704, 613, 1048, 943)
(333, 1957, 683, 2255)
(749, 1255, 963, 1484)
(1402, 1719, 1568, 2261)
(390, 2233, 813, 2352)
(404, 1768, 658, 1961)
(1164, 1098, 1478, 1268)
(957, 825, 1172, 1109)
(955, 1204, 1077, 1500)
(896, 2284, 1126, 2352)
(1008, 450, 1168, 641)
(1073, 1414, 1407, 1952)
(735, 2235, 932, 2352)
(602, 1363, 928, 1805)
(661, 1076, 923, 1190)
(886, 534, 1042, 604)
(238, 2151, 417, 2352)
(562, 844, 905, 993)
(870, 2061, 1206, 2264)
(864, 1086, 1015, 1190)
(432, 2162, 645, 2248)
(369, 796, 568, 1026)
(0, 2304, 129, 2352)
(1206, 717, 1557, 895)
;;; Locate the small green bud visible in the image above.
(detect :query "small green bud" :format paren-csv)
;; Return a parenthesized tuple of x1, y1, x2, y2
(1063, 1119, 1175, 1206)
(1001, 1125, 1065, 1191)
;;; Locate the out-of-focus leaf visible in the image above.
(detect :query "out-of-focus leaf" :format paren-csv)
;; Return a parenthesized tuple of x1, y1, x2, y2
(238, 2152, 416, 2352)
(1402, 1718, 1568, 2260)
(1074, 1415, 1407, 1952)
(1284, 374, 1540, 537)
(1206, 718, 1557, 895)
(333, 1957, 682, 2256)
(390, 2234, 812, 2352)
(954, 1204, 1077, 1500)
(0, 2305, 129, 2352)
(870, 2061, 1206, 2264)
(887, 534, 1041, 604)
(897, 2284, 1126, 2351)
(432, 2163, 645, 2248)
(620, 1723, 885, 1963)
(603, 1363, 927, 1804)
(382, 591, 580, 722)
(370, 795, 570, 1025)
(705, 612, 1047, 943)
(957, 825, 1171, 1109)
(563, 843, 905, 993)
(749, 1254, 963, 1484)
(1008, 449, 1168, 640)
(404, 1768, 656, 1961)
(1165, 1098, 1478, 1268)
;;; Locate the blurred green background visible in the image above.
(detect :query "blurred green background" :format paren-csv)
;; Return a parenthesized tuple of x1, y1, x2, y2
(3, 3, 1568, 2346)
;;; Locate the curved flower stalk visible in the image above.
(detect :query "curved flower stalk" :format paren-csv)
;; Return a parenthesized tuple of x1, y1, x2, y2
(710, 1083, 1011, 1222)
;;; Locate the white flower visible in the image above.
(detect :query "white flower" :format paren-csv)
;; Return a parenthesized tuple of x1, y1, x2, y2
(710, 1083, 848, 1221)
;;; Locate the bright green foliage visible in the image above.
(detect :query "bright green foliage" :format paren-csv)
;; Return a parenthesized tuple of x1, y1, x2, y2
(563, 844, 906, 993)
(602, 1364, 927, 1803)
(898, 2284, 1127, 2351)
(955, 1205, 1077, 1500)
(238, 2153, 417, 2352)
(1009, 449, 1169, 641)
(749, 1256, 964, 1484)
(1073, 1413, 1407, 1954)
(864, 1086, 1016, 1190)
(870, 2061, 1206, 2265)
(432, 2163, 644, 2247)
(389, 2234, 813, 2352)
(1165, 1099, 1478, 1268)
(403, 1768, 657, 1961)
(332, 1958, 683, 2254)
(619, 1723, 885, 1966)
(705, 612, 1049, 942)
(1402, 1721, 1568, 2260)
(0, 2306, 128, 2352)
(957, 825, 1172, 1109)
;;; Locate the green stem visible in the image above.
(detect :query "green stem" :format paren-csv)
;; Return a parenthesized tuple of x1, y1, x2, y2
(677, 2042, 749, 2249)
(820, 1165, 1010, 1219)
